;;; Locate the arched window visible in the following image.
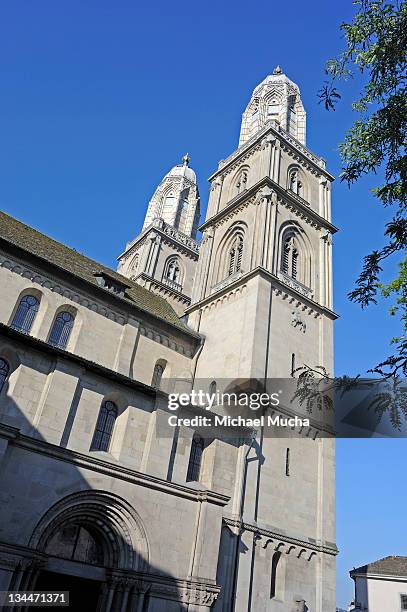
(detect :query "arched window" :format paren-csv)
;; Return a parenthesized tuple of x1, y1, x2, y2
(11, 295, 39, 334)
(187, 434, 204, 482)
(0, 358, 9, 393)
(90, 400, 118, 452)
(270, 551, 282, 599)
(48, 311, 74, 349)
(209, 380, 217, 396)
(228, 235, 244, 277)
(152, 362, 165, 389)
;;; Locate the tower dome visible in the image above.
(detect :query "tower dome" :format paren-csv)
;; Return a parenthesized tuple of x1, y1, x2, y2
(239, 66, 306, 147)
(142, 154, 201, 239)
(164, 154, 197, 184)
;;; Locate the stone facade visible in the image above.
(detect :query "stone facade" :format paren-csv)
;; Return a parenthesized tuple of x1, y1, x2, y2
(0, 67, 337, 611)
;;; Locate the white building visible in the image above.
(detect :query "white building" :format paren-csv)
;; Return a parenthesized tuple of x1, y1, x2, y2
(0, 66, 337, 610)
(350, 556, 407, 612)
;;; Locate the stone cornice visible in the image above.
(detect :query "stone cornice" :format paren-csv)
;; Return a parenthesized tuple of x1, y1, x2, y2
(209, 122, 335, 182)
(223, 517, 338, 556)
(199, 177, 338, 235)
(0, 423, 230, 507)
(119, 219, 200, 261)
(186, 266, 339, 320)
(138, 273, 191, 305)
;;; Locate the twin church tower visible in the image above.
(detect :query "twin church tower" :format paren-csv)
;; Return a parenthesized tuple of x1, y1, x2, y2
(118, 65, 335, 383)
(117, 66, 337, 610)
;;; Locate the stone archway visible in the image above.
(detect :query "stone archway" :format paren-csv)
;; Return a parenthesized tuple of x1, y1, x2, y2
(14, 490, 151, 611)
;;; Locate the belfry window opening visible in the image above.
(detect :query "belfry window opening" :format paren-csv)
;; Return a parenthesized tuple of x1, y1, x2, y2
(228, 235, 243, 277)
(281, 236, 299, 280)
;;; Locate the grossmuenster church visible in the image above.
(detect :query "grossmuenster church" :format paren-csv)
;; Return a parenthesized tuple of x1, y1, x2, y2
(0, 67, 337, 611)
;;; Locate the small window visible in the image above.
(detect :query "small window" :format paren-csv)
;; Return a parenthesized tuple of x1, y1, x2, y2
(187, 434, 204, 482)
(49, 311, 74, 349)
(285, 448, 290, 476)
(270, 551, 282, 598)
(152, 362, 165, 389)
(0, 358, 9, 393)
(401, 595, 407, 611)
(90, 400, 118, 452)
(209, 380, 217, 396)
(11, 295, 39, 334)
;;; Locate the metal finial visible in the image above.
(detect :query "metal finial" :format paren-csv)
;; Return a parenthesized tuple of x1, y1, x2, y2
(273, 65, 282, 75)
(182, 153, 190, 166)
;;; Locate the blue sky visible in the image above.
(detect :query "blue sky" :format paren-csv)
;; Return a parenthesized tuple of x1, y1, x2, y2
(0, 1, 404, 607)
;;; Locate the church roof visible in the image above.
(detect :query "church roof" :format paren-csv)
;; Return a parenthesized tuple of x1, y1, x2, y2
(0, 210, 198, 337)
(164, 163, 197, 183)
(350, 556, 407, 578)
(251, 66, 300, 97)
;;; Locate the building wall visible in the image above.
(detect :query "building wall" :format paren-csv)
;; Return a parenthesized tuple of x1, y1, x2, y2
(354, 575, 407, 612)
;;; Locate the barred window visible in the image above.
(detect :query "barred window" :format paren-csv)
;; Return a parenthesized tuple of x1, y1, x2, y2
(90, 401, 118, 452)
(49, 311, 74, 349)
(401, 595, 407, 611)
(292, 249, 298, 279)
(187, 434, 204, 482)
(0, 358, 9, 393)
(11, 295, 39, 334)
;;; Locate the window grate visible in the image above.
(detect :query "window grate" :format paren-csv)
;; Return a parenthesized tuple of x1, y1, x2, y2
(11, 295, 39, 334)
(401, 594, 407, 610)
(90, 401, 118, 452)
(49, 311, 74, 349)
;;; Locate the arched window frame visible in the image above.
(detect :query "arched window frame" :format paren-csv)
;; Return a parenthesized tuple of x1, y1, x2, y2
(90, 400, 118, 452)
(186, 434, 204, 482)
(163, 257, 183, 289)
(48, 310, 75, 349)
(11, 294, 40, 335)
(279, 227, 312, 289)
(287, 167, 305, 199)
(0, 358, 9, 394)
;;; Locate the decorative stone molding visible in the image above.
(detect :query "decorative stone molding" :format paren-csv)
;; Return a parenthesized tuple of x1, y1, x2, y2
(213, 122, 331, 184)
(278, 271, 314, 299)
(138, 324, 192, 357)
(223, 517, 338, 556)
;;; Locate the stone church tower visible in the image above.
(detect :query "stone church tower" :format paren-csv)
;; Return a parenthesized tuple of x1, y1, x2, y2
(185, 66, 337, 611)
(118, 155, 200, 315)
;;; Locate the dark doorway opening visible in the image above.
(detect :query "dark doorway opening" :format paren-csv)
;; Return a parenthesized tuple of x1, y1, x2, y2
(35, 571, 101, 611)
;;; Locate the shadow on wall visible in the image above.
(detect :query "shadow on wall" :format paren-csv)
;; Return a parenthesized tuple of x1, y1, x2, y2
(0, 375, 188, 612)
